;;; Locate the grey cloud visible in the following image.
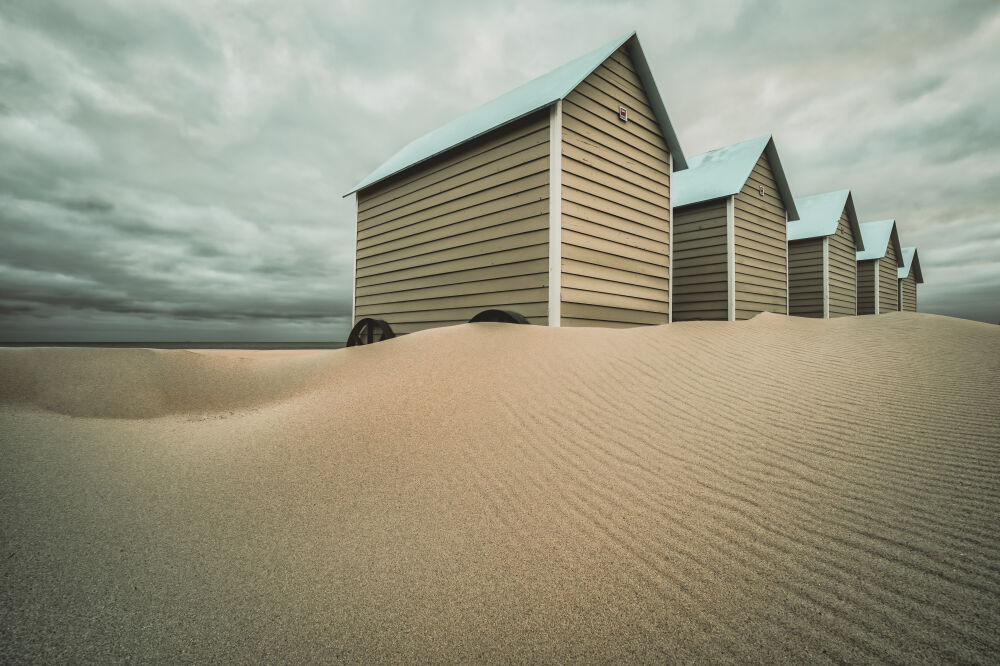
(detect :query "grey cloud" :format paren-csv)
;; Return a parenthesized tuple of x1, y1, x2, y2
(0, 0, 998, 342)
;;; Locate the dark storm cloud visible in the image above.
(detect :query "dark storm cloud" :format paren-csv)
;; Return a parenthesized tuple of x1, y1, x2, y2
(0, 0, 998, 341)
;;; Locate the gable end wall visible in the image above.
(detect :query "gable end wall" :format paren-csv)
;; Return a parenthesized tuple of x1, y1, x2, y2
(733, 152, 788, 320)
(559, 46, 672, 327)
(828, 209, 858, 317)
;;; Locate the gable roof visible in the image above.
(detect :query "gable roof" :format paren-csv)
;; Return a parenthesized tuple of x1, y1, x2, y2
(787, 189, 863, 249)
(672, 134, 799, 220)
(346, 31, 687, 195)
(856, 219, 904, 265)
(898, 247, 923, 282)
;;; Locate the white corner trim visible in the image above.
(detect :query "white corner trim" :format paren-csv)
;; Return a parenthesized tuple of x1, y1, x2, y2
(785, 210, 789, 316)
(668, 151, 674, 324)
(822, 236, 830, 319)
(726, 196, 735, 321)
(874, 260, 880, 314)
(547, 101, 563, 327)
(351, 194, 357, 327)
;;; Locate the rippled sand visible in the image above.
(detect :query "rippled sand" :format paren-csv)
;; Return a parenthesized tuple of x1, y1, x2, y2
(1, 312, 998, 662)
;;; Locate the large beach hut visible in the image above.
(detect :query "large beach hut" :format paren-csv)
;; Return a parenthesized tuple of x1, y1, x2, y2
(670, 135, 799, 321)
(897, 246, 923, 312)
(855, 220, 903, 314)
(344, 32, 687, 342)
(786, 189, 864, 318)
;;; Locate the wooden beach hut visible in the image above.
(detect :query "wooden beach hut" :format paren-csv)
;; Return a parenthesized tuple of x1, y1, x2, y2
(670, 135, 799, 321)
(786, 189, 864, 318)
(897, 246, 923, 312)
(344, 32, 687, 343)
(855, 219, 903, 314)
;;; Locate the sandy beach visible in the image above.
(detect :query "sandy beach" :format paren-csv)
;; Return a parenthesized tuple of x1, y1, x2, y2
(1, 312, 998, 662)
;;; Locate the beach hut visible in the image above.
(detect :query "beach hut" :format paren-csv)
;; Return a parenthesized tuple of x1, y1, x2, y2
(897, 246, 923, 312)
(344, 32, 687, 343)
(670, 135, 799, 321)
(786, 189, 864, 318)
(855, 220, 903, 314)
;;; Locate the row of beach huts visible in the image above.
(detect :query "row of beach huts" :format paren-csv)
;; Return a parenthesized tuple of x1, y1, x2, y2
(344, 31, 924, 344)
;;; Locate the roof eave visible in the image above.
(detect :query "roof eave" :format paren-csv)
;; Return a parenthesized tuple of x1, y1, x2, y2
(844, 191, 864, 251)
(626, 35, 687, 170)
(763, 137, 799, 221)
(889, 222, 904, 266)
(344, 101, 557, 197)
(912, 249, 924, 283)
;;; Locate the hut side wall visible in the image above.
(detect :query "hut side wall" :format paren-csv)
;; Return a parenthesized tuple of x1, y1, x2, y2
(788, 238, 823, 318)
(559, 47, 671, 327)
(671, 199, 729, 321)
(733, 152, 788, 319)
(353, 113, 550, 334)
(857, 259, 877, 315)
(878, 241, 899, 314)
(828, 210, 857, 317)
(900, 274, 917, 311)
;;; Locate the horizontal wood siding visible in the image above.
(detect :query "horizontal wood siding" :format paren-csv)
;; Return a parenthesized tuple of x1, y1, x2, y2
(355, 112, 550, 332)
(734, 152, 787, 318)
(857, 259, 876, 315)
(900, 274, 918, 312)
(828, 210, 857, 317)
(559, 47, 671, 327)
(879, 240, 899, 314)
(788, 238, 823, 318)
(671, 199, 728, 320)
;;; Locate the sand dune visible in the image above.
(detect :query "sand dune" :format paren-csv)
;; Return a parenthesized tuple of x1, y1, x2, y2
(1, 312, 998, 662)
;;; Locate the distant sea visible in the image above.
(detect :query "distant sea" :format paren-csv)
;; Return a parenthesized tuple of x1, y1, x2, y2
(0, 342, 346, 349)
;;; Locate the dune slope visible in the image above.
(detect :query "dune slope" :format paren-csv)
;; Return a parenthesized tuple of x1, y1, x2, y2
(1, 312, 999, 662)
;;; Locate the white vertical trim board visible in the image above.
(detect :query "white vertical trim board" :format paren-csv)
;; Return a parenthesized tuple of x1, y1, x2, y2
(667, 151, 673, 324)
(874, 261, 880, 314)
(547, 101, 563, 327)
(351, 193, 357, 327)
(822, 236, 830, 319)
(785, 211, 789, 315)
(726, 196, 735, 321)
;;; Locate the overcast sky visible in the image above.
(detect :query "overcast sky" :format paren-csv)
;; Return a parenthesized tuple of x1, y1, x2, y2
(1, 0, 998, 341)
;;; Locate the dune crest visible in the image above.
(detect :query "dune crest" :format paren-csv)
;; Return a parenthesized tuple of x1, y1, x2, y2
(0, 346, 339, 418)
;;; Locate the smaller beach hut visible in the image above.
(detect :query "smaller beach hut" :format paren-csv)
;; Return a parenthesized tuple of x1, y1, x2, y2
(786, 189, 864, 318)
(671, 135, 799, 321)
(855, 220, 903, 314)
(897, 247, 923, 312)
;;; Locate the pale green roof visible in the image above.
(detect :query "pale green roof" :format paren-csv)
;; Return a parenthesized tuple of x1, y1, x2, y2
(898, 246, 923, 282)
(787, 189, 863, 249)
(673, 134, 799, 220)
(856, 219, 903, 264)
(347, 31, 687, 195)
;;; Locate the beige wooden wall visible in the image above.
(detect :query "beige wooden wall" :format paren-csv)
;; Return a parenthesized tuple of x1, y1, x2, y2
(788, 238, 823, 318)
(671, 199, 728, 320)
(878, 240, 899, 313)
(559, 47, 671, 327)
(354, 113, 550, 334)
(828, 210, 857, 317)
(900, 275, 917, 311)
(734, 153, 787, 319)
(857, 259, 876, 314)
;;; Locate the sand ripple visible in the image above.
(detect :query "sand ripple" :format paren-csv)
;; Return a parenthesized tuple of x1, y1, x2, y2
(1, 312, 998, 662)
